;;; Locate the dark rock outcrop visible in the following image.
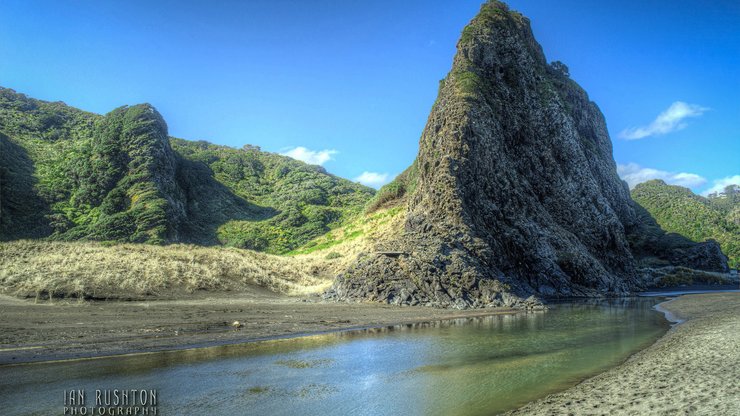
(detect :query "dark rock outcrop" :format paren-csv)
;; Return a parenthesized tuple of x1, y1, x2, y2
(329, 1, 728, 307)
(628, 202, 730, 273)
(674, 241, 729, 272)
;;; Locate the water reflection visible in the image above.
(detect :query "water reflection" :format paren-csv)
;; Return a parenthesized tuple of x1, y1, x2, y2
(0, 298, 668, 416)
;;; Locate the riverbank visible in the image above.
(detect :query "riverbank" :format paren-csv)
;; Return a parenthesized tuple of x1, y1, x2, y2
(0, 291, 518, 365)
(508, 292, 740, 415)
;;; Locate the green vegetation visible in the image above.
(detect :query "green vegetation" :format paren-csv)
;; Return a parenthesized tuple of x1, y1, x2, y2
(460, 25, 476, 45)
(707, 184, 740, 214)
(288, 226, 362, 255)
(53, 104, 177, 244)
(172, 139, 373, 253)
(0, 88, 181, 244)
(365, 160, 419, 213)
(0, 88, 98, 240)
(454, 69, 483, 97)
(0, 132, 51, 238)
(477, 1, 510, 21)
(0, 87, 374, 253)
(459, 1, 516, 45)
(632, 180, 739, 268)
(288, 205, 403, 256)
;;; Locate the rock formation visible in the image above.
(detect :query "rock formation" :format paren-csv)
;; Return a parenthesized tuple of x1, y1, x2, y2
(329, 1, 728, 307)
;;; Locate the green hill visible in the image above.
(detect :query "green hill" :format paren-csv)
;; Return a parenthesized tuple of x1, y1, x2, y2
(171, 139, 374, 252)
(632, 180, 739, 268)
(0, 87, 374, 253)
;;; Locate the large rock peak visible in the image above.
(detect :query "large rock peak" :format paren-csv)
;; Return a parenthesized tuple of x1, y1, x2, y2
(409, 0, 640, 283)
(330, 1, 706, 307)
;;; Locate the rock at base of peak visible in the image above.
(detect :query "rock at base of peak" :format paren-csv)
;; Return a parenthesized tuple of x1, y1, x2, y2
(671, 240, 730, 273)
(326, 241, 552, 310)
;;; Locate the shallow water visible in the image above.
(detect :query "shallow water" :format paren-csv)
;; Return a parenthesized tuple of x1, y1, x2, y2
(0, 298, 669, 416)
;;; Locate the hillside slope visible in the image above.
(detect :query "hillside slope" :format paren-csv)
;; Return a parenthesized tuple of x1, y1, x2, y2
(172, 139, 372, 252)
(0, 87, 373, 252)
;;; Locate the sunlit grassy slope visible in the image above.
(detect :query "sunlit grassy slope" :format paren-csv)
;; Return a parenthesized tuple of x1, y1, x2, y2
(0, 207, 406, 299)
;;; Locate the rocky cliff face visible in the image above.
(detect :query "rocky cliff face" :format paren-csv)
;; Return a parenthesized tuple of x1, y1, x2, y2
(329, 1, 728, 307)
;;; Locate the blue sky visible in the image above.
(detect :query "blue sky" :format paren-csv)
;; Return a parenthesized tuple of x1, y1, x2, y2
(1, 1, 738, 193)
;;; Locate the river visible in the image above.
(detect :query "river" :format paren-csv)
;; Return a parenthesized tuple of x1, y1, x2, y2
(0, 298, 669, 415)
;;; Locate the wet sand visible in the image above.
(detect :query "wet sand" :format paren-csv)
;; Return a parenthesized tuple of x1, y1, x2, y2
(0, 290, 517, 365)
(508, 292, 740, 415)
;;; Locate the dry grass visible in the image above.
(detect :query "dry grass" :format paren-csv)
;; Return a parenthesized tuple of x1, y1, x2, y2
(0, 208, 407, 300)
(0, 241, 331, 299)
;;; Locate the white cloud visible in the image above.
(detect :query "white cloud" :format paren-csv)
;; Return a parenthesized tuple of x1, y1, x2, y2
(354, 171, 391, 189)
(619, 101, 709, 140)
(617, 163, 707, 189)
(701, 175, 740, 196)
(281, 146, 337, 166)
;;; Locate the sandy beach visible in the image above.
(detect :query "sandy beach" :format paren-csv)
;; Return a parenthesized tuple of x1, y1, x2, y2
(508, 292, 740, 415)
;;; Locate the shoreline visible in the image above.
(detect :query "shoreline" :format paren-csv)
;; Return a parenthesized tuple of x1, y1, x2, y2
(652, 297, 684, 325)
(507, 291, 740, 415)
(0, 292, 522, 365)
(0, 290, 731, 367)
(0, 308, 521, 367)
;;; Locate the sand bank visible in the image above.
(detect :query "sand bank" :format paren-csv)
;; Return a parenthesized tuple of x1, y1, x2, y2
(508, 292, 740, 415)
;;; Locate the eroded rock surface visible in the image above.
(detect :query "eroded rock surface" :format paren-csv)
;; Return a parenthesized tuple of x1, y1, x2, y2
(329, 1, 728, 308)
